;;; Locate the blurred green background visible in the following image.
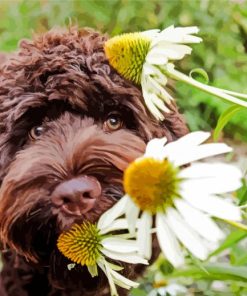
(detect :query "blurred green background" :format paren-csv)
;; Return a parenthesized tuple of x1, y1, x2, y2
(0, 0, 246, 142)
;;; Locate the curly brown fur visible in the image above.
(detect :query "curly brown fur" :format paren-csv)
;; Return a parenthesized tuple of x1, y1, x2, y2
(0, 27, 188, 296)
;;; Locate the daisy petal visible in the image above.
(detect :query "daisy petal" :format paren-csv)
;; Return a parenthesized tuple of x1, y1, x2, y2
(98, 195, 128, 229)
(144, 63, 168, 87)
(110, 269, 139, 289)
(141, 29, 160, 39)
(151, 43, 192, 60)
(182, 192, 242, 221)
(166, 131, 210, 147)
(145, 137, 167, 158)
(87, 264, 98, 277)
(180, 163, 242, 181)
(160, 131, 211, 160)
(181, 173, 242, 194)
(158, 283, 187, 296)
(143, 90, 165, 120)
(100, 219, 128, 235)
(171, 143, 232, 166)
(146, 76, 174, 102)
(151, 95, 171, 113)
(176, 26, 200, 35)
(125, 198, 140, 234)
(102, 237, 138, 253)
(174, 199, 224, 242)
(156, 213, 184, 267)
(101, 249, 148, 265)
(146, 53, 168, 65)
(137, 212, 153, 259)
(142, 62, 157, 76)
(156, 25, 202, 44)
(99, 261, 118, 296)
(166, 208, 210, 260)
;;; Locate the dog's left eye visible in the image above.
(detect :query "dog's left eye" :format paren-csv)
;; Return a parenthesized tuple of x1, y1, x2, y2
(103, 113, 123, 132)
(29, 126, 44, 140)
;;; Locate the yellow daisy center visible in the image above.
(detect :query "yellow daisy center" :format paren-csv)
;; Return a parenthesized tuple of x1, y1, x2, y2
(57, 222, 102, 266)
(104, 32, 151, 84)
(124, 157, 180, 214)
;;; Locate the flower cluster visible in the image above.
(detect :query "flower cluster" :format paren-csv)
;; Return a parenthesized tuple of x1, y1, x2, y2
(57, 131, 243, 296)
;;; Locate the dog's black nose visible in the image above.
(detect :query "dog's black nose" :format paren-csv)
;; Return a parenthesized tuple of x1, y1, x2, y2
(51, 176, 101, 216)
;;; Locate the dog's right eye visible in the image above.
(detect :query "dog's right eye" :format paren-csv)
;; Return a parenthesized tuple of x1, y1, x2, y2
(29, 126, 44, 140)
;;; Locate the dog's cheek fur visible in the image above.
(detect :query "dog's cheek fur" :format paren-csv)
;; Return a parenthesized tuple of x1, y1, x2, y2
(0, 114, 148, 295)
(0, 114, 145, 252)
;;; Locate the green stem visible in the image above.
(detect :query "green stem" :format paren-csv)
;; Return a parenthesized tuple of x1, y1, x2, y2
(223, 219, 247, 232)
(214, 88, 247, 100)
(163, 64, 247, 108)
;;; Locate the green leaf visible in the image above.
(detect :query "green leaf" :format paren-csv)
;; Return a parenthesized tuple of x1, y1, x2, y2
(238, 178, 247, 206)
(239, 189, 247, 206)
(230, 245, 247, 266)
(130, 289, 148, 296)
(169, 263, 247, 282)
(188, 252, 209, 275)
(189, 68, 209, 84)
(213, 105, 243, 141)
(210, 230, 247, 257)
(234, 252, 247, 266)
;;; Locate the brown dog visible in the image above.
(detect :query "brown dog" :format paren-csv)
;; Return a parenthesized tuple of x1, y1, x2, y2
(0, 27, 188, 296)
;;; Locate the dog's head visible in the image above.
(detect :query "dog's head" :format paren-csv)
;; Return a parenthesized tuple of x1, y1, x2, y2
(0, 27, 188, 292)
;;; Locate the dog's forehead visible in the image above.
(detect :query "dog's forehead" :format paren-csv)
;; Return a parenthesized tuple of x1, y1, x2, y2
(0, 27, 149, 128)
(0, 27, 190, 144)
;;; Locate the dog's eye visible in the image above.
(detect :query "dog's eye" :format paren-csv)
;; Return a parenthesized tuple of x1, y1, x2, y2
(29, 126, 44, 140)
(103, 113, 123, 132)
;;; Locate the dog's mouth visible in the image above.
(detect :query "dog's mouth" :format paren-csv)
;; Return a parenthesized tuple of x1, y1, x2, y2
(7, 207, 105, 291)
(32, 212, 108, 292)
(32, 218, 58, 263)
(5, 205, 60, 264)
(25, 213, 80, 264)
(1, 182, 123, 292)
(49, 247, 106, 291)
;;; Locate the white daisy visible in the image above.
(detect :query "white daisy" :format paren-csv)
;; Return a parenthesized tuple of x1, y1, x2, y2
(99, 131, 243, 267)
(141, 26, 202, 120)
(148, 283, 187, 296)
(57, 219, 148, 296)
(105, 26, 247, 121)
(148, 272, 187, 296)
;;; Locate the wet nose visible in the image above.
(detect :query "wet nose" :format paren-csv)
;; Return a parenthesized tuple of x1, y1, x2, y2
(51, 176, 101, 216)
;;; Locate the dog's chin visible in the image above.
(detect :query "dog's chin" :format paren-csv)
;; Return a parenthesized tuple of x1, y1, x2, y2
(49, 248, 106, 292)
(42, 232, 105, 293)
(8, 215, 105, 293)
(5, 202, 79, 261)
(3, 193, 115, 294)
